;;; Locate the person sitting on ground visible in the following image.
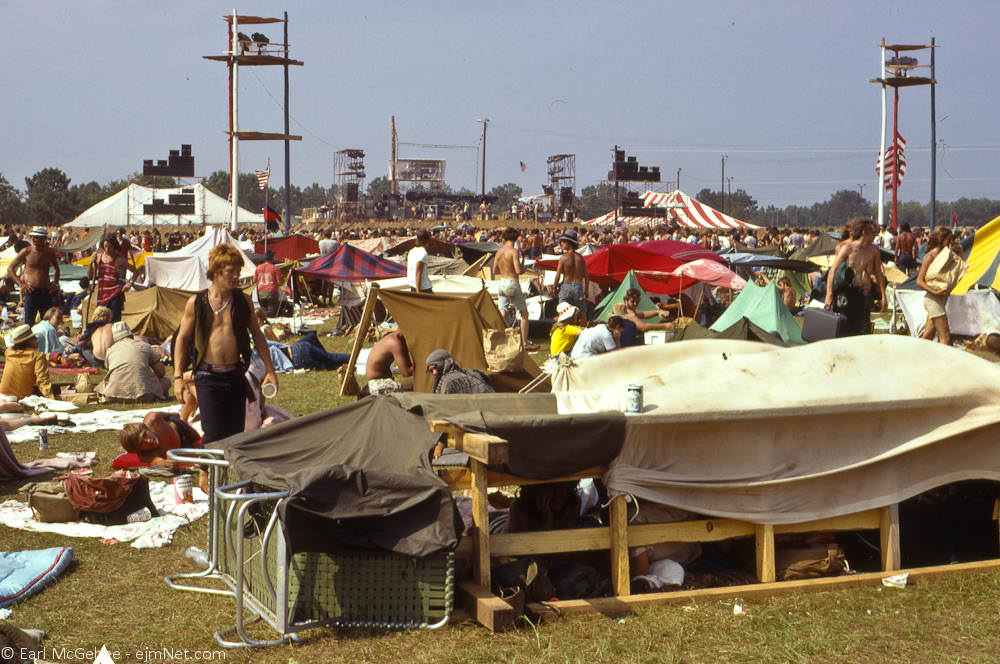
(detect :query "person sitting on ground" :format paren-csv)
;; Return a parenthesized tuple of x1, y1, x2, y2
(0, 324, 54, 404)
(426, 349, 495, 395)
(95, 321, 171, 402)
(621, 288, 674, 336)
(62, 277, 90, 315)
(361, 330, 414, 396)
(31, 306, 66, 354)
(67, 305, 114, 366)
(570, 316, 626, 360)
(549, 302, 584, 357)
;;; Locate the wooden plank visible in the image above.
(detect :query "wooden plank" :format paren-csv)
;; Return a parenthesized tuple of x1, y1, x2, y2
(339, 285, 379, 396)
(438, 466, 607, 491)
(880, 504, 901, 572)
(470, 459, 491, 589)
(629, 519, 755, 547)
(490, 528, 611, 557)
(609, 495, 631, 597)
(457, 581, 517, 633)
(755, 524, 776, 583)
(527, 558, 1000, 619)
(774, 510, 880, 535)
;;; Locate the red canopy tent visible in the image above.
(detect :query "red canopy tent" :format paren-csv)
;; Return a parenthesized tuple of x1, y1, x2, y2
(254, 234, 320, 261)
(536, 244, 687, 294)
(628, 238, 723, 263)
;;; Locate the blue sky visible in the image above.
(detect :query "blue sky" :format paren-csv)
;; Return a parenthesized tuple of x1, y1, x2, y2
(5, 0, 998, 207)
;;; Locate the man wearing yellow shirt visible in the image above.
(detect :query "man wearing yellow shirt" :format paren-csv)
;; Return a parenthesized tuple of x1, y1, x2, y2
(549, 302, 583, 356)
(0, 324, 53, 402)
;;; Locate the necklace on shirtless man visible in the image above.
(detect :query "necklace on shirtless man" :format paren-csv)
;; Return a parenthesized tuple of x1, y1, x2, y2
(208, 289, 232, 316)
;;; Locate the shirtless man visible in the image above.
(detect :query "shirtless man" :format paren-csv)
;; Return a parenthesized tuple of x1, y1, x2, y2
(895, 222, 918, 275)
(492, 227, 538, 350)
(174, 245, 277, 445)
(622, 289, 673, 333)
(360, 330, 414, 396)
(825, 218, 886, 336)
(553, 229, 588, 312)
(7, 227, 59, 325)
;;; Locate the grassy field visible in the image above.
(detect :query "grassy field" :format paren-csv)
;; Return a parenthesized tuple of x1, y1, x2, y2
(2, 326, 1000, 663)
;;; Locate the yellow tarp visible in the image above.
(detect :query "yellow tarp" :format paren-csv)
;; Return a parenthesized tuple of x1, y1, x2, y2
(952, 215, 1000, 295)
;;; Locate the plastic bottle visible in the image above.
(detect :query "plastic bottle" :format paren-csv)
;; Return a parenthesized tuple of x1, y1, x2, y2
(185, 546, 210, 570)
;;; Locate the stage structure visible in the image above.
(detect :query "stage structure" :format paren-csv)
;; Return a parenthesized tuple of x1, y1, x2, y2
(605, 147, 662, 225)
(136, 144, 207, 226)
(546, 154, 576, 216)
(204, 11, 303, 232)
(334, 149, 366, 218)
(870, 39, 937, 230)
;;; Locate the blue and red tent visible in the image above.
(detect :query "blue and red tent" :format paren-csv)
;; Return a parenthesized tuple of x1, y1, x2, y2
(292, 244, 405, 283)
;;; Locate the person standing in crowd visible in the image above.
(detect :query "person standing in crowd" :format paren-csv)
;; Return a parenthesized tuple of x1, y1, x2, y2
(318, 230, 338, 256)
(493, 227, 539, 351)
(916, 227, 956, 346)
(824, 218, 885, 335)
(174, 245, 278, 445)
(87, 233, 137, 323)
(407, 229, 433, 293)
(254, 251, 282, 317)
(7, 227, 60, 325)
(895, 222, 918, 275)
(553, 230, 588, 311)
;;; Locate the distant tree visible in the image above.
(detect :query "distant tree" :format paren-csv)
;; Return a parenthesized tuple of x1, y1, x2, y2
(367, 176, 391, 200)
(488, 182, 523, 213)
(70, 180, 107, 212)
(0, 173, 26, 226)
(823, 189, 872, 227)
(695, 188, 758, 222)
(203, 170, 276, 216)
(299, 182, 331, 210)
(24, 167, 76, 226)
(578, 183, 617, 219)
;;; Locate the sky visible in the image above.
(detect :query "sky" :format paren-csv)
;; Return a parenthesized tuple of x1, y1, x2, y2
(5, 0, 999, 209)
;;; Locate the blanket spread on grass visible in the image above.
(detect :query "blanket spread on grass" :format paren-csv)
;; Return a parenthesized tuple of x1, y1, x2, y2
(0, 546, 73, 608)
(0, 481, 208, 548)
(6, 404, 185, 445)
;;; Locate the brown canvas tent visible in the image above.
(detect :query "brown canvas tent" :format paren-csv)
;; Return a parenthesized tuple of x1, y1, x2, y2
(342, 286, 540, 394)
(82, 286, 194, 339)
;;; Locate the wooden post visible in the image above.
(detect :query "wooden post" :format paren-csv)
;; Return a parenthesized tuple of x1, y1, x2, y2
(339, 284, 379, 396)
(470, 458, 491, 589)
(609, 495, 631, 597)
(755, 524, 776, 583)
(880, 504, 901, 571)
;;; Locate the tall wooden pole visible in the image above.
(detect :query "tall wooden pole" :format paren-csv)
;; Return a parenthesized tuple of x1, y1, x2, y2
(876, 40, 887, 228)
(230, 9, 240, 232)
(391, 116, 398, 195)
(891, 81, 899, 230)
(283, 11, 291, 234)
(930, 37, 937, 231)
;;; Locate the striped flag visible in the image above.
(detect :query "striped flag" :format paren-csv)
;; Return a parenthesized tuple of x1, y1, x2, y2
(255, 164, 270, 190)
(876, 132, 906, 189)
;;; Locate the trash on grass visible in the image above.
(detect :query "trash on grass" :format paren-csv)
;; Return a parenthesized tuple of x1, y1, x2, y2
(882, 573, 909, 588)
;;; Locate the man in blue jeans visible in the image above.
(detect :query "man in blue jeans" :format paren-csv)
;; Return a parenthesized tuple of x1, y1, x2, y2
(7, 227, 60, 325)
(259, 330, 351, 372)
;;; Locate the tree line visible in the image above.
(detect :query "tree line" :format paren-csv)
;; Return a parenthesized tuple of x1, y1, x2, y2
(3, 166, 999, 229)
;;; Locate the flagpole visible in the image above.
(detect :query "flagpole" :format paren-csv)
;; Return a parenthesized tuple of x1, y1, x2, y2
(264, 157, 270, 255)
(876, 39, 887, 229)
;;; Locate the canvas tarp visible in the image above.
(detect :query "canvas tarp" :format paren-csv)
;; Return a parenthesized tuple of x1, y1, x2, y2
(377, 288, 540, 393)
(374, 274, 533, 298)
(122, 286, 195, 339)
(65, 183, 265, 228)
(952, 215, 1000, 294)
(254, 234, 319, 262)
(676, 318, 787, 345)
(591, 270, 659, 322)
(294, 244, 405, 283)
(535, 244, 686, 294)
(213, 397, 458, 558)
(550, 336, 1000, 525)
(141, 227, 257, 290)
(894, 289, 1000, 337)
(55, 232, 103, 254)
(710, 281, 805, 345)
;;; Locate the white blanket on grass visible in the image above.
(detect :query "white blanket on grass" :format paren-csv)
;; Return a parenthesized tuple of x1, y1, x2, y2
(5, 405, 185, 444)
(0, 480, 208, 549)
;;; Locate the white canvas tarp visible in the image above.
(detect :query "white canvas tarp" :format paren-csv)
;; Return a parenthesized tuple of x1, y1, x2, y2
(65, 183, 264, 228)
(142, 227, 256, 290)
(551, 336, 1000, 525)
(895, 288, 1000, 337)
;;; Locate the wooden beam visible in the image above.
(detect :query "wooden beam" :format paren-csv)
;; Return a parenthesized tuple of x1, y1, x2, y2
(755, 524, 776, 583)
(457, 581, 518, 633)
(609, 495, 631, 597)
(437, 465, 606, 491)
(880, 504, 901, 572)
(527, 558, 1000, 619)
(490, 528, 611, 557)
(470, 459, 491, 590)
(629, 519, 755, 547)
(774, 510, 880, 535)
(339, 284, 379, 396)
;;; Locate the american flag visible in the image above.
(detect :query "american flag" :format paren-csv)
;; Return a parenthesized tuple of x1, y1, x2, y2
(520, 161, 526, 172)
(255, 164, 270, 190)
(876, 132, 906, 189)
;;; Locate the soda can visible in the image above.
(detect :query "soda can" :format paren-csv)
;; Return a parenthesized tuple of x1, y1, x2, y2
(126, 507, 152, 523)
(37, 429, 48, 451)
(625, 384, 644, 414)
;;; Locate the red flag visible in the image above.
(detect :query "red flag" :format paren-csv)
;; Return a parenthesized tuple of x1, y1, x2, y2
(519, 161, 526, 172)
(952, 212, 958, 228)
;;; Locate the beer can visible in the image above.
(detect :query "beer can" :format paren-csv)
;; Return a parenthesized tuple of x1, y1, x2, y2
(37, 429, 48, 451)
(625, 384, 644, 414)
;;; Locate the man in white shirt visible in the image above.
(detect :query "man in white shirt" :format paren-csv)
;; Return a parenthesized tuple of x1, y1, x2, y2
(407, 230, 433, 293)
(570, 316, 625, 360)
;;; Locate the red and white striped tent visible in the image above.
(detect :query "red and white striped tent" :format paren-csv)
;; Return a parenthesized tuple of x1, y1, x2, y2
(581, 210, 665, 227)
(642, 190, 760, 229)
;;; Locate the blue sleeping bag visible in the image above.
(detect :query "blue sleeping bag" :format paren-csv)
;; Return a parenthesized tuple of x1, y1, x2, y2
(0, 547, 73, 608)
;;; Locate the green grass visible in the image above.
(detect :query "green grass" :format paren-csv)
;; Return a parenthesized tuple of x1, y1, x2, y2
(2, 324, 1000, 662)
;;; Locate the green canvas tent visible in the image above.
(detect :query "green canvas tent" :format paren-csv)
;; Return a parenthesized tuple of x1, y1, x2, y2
(710, 281, 805, 345)
(591, 270, 659, 322)
(676, 318, 787, 346)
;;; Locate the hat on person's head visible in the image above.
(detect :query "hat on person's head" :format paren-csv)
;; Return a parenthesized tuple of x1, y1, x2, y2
(28, 226, 48, 239)
(558, 229, 579, 247)
(556, 302, 578, 322)
(7, 324, 34, 348)
(111, 321, 133, 343)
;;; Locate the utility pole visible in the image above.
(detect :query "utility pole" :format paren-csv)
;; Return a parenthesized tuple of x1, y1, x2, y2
(930, 36, 937, 230)
(477, 118, 489, 196)
(676, 167, 681, 192)
(727, 176, 733, 198)
(721, 154, 728, 214)
(858, 183, 866, 198)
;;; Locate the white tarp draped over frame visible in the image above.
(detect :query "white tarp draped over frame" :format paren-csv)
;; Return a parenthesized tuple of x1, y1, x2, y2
(65, 183, 265, 228)
(142, 226, 256, 290)
(552, 336, 1000, 525)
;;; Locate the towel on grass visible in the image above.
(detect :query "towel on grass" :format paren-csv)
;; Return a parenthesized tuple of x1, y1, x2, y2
(0, 481, 208, 549)
(6, 405, 185, 444)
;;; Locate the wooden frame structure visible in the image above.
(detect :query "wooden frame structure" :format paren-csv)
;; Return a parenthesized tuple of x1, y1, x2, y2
(433, 420, 906, 632)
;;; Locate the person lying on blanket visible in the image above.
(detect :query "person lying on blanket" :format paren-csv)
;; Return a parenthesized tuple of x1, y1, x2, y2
(119, 411, 207, 491)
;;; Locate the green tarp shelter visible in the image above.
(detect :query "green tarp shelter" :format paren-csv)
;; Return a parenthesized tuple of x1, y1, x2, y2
(591, 270, 658, 322)
(710, 281, 805, 345)
(676, 318, 787, 346)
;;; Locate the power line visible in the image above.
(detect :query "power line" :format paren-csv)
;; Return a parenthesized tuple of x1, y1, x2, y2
(397, 141, 478, 150)
(247, 69, 338, 148)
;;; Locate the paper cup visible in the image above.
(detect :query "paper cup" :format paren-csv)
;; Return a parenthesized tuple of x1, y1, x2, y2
(173, 475, 193, 503)
(261, 383, 277, 399)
